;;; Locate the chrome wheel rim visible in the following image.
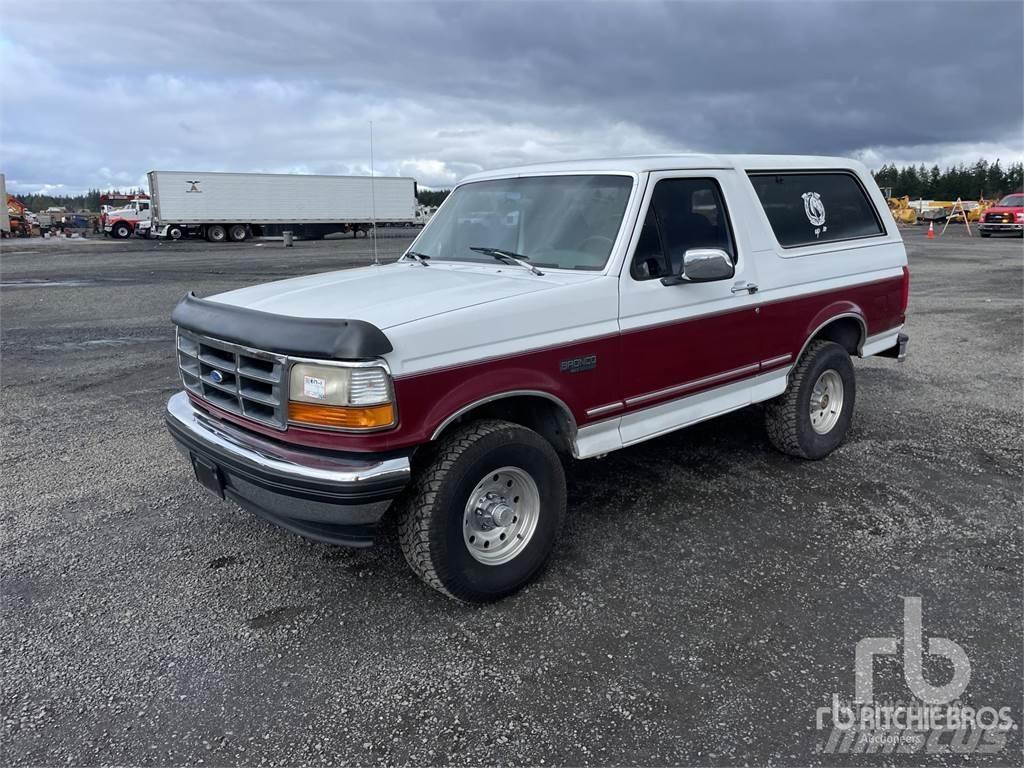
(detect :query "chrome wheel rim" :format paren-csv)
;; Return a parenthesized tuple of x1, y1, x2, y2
(810, 370, 844, 434)
(463, 466, 540, 566)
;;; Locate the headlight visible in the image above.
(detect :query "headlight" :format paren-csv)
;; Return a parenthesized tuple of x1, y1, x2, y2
(287, 361, 396, 430)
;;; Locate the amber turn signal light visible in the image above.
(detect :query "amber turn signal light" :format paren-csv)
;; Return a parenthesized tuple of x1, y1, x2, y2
(288, 402, 395, 430)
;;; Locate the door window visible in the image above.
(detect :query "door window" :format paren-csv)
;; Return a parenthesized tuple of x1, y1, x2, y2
(630, 178, 736, 280)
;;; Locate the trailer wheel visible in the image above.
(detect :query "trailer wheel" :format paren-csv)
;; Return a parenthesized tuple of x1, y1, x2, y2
(167, 225, 184, 241)
(206, 224, 227, 243)
(228, 224, 248, 242)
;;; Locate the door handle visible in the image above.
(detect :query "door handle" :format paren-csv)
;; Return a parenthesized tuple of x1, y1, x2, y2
(731, 281, 758, 294)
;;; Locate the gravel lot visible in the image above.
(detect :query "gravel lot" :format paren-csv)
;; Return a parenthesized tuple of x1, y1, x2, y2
(1, 227, 1021, 766)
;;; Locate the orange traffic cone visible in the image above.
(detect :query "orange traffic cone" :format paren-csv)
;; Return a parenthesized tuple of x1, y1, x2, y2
(927, 221, 935, 239)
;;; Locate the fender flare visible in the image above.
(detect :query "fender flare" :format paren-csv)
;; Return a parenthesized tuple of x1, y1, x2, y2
(428, 389, 578, 441)
(795, 305, 867, 366)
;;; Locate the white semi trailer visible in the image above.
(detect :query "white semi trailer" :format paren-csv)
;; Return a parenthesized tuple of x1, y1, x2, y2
(147, 171, 418, 242)
(0, 174, 9, 236)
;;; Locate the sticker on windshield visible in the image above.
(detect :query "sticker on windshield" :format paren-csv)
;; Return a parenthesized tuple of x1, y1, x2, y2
(802, 191, 827, 238)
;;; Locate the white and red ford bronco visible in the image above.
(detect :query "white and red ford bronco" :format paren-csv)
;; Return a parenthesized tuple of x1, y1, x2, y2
(166, 155, 909, 601)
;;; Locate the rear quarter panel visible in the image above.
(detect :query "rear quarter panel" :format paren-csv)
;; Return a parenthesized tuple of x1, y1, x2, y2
(737, 164, 907, 362)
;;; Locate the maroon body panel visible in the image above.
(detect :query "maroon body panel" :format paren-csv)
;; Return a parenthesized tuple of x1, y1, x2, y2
(190, 274, 907, 453)
(757, 275, 905, 364)
(618, 307, 760, 410)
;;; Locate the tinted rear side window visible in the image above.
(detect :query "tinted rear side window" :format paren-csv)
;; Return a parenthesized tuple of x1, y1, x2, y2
(748, 172, 884, 247)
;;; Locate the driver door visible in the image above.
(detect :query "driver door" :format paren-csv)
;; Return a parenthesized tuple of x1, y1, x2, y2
(617, 170, 761, 444)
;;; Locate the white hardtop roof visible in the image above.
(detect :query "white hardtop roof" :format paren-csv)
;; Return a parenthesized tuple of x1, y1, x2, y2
(459, 154, 867, 183)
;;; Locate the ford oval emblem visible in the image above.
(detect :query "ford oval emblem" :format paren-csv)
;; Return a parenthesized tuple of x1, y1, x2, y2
(209, 370, 224, 384)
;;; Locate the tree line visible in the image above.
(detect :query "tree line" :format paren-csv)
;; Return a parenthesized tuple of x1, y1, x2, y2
(13, 162, 1021, 212)
(872, 160, 1023, 201)
(416, 188, 451, 207)
(11, 188, 146, 212)
(14, 186, 452, 212)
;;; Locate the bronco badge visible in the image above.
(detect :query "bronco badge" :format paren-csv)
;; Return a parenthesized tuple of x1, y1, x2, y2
(560, 354, 597, 373)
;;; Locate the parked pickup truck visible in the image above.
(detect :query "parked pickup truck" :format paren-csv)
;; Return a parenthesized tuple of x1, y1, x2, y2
(166, 154, 910, 601)
(979, 193, 1024, 237)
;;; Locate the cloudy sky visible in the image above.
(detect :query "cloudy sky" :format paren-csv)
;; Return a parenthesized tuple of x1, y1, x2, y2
(2, 1, 1022, 195)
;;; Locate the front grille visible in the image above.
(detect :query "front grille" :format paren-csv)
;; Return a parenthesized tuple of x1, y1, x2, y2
(176, 329, 288, 429)
(984, 212, 1013, 223)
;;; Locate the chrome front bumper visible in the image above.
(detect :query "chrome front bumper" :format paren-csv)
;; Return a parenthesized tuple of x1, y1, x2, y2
(165, 391, 411, 546)
(979, 222, 1022, 232)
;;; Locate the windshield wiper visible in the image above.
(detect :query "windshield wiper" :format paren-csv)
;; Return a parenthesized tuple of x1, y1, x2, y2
(404, 250, 431, 266)
(469, 247, 545, 276)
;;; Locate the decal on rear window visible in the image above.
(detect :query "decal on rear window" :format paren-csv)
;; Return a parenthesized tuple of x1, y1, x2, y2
(801, 191, 827, 238)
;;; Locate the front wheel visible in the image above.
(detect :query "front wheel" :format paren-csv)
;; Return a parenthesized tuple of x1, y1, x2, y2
(397, 420, 566, 602)
(112, 222, 131, 239)
(764, 340, 856, 460)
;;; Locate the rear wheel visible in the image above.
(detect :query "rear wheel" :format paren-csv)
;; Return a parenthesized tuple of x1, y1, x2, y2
(206, 224, 227, 243)
(397, 420, 566, 602)
(765, 340, 856, 460)
(228, 224, 248, 242)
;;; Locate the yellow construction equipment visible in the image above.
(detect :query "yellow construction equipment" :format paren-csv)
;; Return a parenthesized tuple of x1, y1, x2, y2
(887, 196, 918, 225)
(967, 198, 994, 223)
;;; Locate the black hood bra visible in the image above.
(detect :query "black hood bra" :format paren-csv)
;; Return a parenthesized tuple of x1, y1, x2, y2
(171, 292, 393, 360)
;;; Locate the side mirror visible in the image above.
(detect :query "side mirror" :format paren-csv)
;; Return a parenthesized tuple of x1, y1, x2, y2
(660, 248, 735, 286)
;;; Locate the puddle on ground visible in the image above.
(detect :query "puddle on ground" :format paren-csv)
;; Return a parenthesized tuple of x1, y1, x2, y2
(0, 278, 97, 288)
(34, 336, 168, 351)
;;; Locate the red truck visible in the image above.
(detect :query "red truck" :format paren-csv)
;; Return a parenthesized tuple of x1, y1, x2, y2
(979, 193, 1024, 237)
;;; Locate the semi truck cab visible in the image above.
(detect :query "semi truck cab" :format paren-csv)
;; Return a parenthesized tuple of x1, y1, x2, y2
(103, 199, 150, 239)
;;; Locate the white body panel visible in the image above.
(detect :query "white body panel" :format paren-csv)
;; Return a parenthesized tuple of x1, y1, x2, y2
(212, 262, 616, 377)
(148, 171, 416, 225)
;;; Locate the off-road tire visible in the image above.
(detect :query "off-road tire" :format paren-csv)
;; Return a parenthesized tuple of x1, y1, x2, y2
(765, 340, 855, 460)
(206, 224, 227, 243)
(397, 419, 566, 602)
(228, 224, 248, 242)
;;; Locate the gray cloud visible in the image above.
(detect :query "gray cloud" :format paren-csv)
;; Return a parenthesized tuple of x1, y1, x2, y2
(2, 0, 1021, 194)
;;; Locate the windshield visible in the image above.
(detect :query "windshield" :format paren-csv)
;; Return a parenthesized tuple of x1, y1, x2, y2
(410, 174, 633, 271)
(997, 194, 1024, 207)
